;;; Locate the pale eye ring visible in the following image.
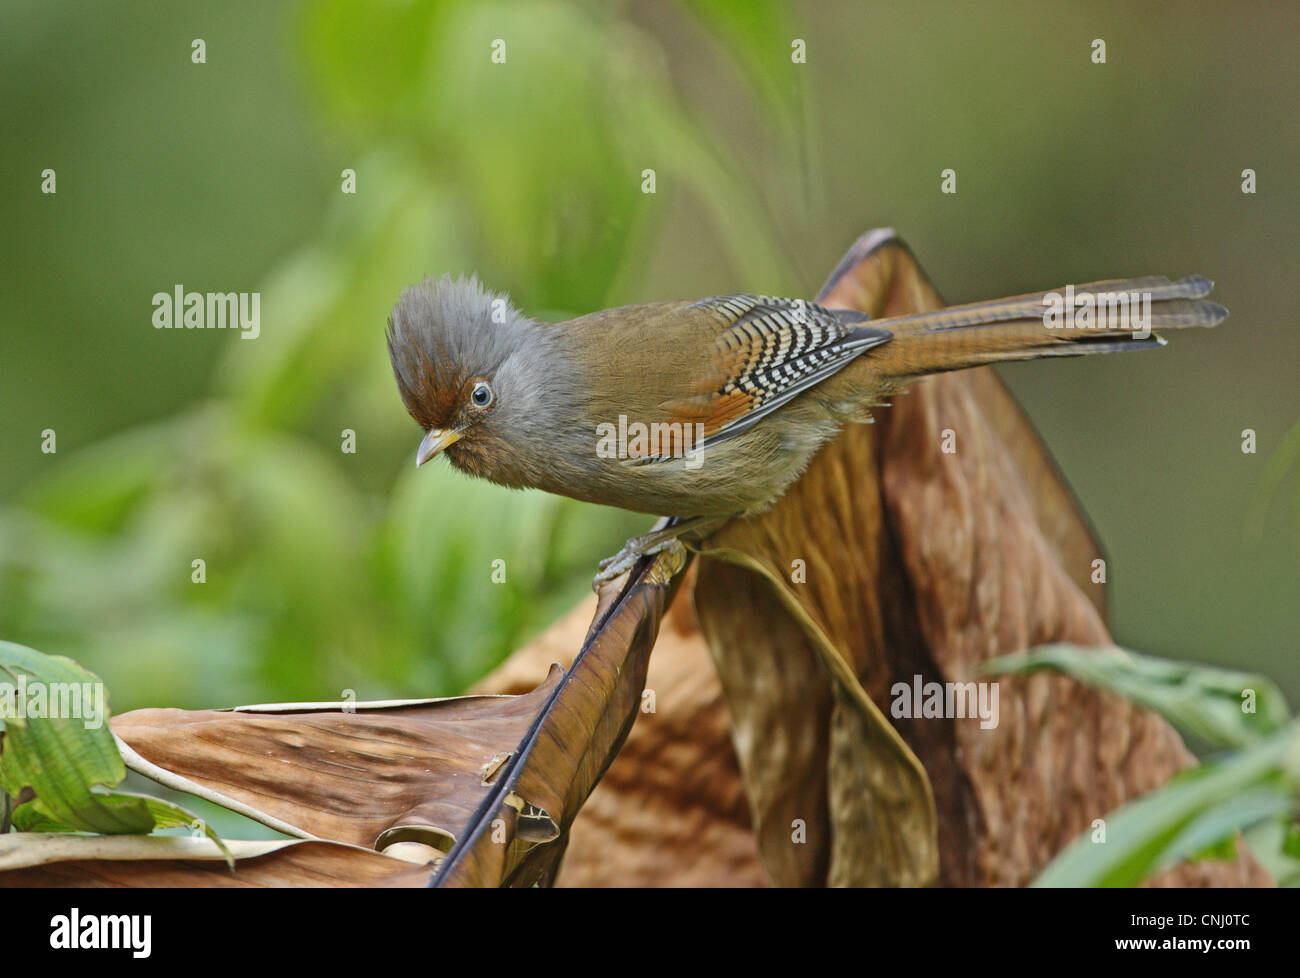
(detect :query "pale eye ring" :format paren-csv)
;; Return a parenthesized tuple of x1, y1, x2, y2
(470, 381, 494, 408)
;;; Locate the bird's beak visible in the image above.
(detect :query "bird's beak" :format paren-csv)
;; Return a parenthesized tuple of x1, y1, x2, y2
(416, 427, 461, 467)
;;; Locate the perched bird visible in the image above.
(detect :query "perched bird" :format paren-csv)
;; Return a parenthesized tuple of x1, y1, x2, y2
(387, 268, 1225, 584)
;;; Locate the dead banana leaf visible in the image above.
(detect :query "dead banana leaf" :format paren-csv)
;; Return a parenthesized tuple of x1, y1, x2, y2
(3, 545, 688, 887)
(685, 232, 959, 888)
(817, 231, 1109, 620)
(432, 543, 688, 886)
(692, 229, 1267, 887)
(109, 670, 566, 853)
(473, 574, 771, 887)
(693, 545, 937, 887)
(838, 236, 1267, 886)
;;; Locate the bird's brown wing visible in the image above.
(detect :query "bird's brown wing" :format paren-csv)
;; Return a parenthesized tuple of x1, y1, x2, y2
(632, 295, 891, 461)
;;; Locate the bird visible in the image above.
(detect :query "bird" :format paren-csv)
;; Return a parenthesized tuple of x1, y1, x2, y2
(386, 268, 1225, 586)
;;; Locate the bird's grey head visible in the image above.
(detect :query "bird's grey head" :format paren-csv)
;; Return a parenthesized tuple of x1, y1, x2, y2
(386, 274, 578, 485)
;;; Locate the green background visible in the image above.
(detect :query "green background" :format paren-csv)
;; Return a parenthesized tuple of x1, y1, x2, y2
(1, 1, 1296, 714)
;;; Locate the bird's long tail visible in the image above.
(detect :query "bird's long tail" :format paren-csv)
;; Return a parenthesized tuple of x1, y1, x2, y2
(866, 275, 1225, 382)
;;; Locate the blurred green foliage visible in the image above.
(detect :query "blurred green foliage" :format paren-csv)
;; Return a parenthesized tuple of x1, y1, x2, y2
(0, 0, 801, 706)
(0, 1, 1295, 713)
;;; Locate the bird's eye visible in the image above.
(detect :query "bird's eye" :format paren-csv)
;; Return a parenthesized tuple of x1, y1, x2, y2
(470, 381, 494, 408)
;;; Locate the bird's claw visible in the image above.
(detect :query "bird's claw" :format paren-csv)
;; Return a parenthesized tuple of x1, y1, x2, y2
(592, 535, 686, 591)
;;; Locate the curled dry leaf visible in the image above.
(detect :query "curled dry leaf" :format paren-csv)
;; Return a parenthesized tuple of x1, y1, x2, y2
(3, 545, 688, 887)
(839, 237, 1267, 886)
(110, 670, 566, 853)
(431, 539, 688, 886)
(473, 568, 771, 887)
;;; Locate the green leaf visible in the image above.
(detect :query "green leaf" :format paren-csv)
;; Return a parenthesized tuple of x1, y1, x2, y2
(0, 641, 125, 827)
(0, 641, 230, 863)
(1188, 834, 1239, 863)
(1163, 785, 1284, 866)
(984, 644, 1290, 749)
(1031, 720, 1300, 887)
(1243, 817, 1300, 887)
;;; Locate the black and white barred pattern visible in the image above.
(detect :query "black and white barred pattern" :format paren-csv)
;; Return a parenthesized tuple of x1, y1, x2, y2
(688, 294, 892, 448)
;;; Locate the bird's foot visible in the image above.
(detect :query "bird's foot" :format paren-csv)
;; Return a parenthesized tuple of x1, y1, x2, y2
(591, 515, 731, 591)
(592, 533, 687, 591)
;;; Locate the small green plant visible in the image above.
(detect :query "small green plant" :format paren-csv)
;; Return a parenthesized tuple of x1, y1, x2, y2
(0, 641, 229, 861)
(987, 644, 1300, 887)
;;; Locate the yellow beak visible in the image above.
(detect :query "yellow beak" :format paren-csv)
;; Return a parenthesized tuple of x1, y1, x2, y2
(416, 428, 461, 467)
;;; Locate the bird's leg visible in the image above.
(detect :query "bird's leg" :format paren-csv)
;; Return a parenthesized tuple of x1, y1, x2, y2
(592, 515, 729, 590)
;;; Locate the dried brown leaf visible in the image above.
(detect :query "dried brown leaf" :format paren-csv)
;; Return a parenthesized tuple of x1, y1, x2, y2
(475, 576, 770, 886)
(0, 834, 433, 887)
(111, 671, 565, 850)
(20, 544, 692, 888)
(432, 544, 688, 886)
